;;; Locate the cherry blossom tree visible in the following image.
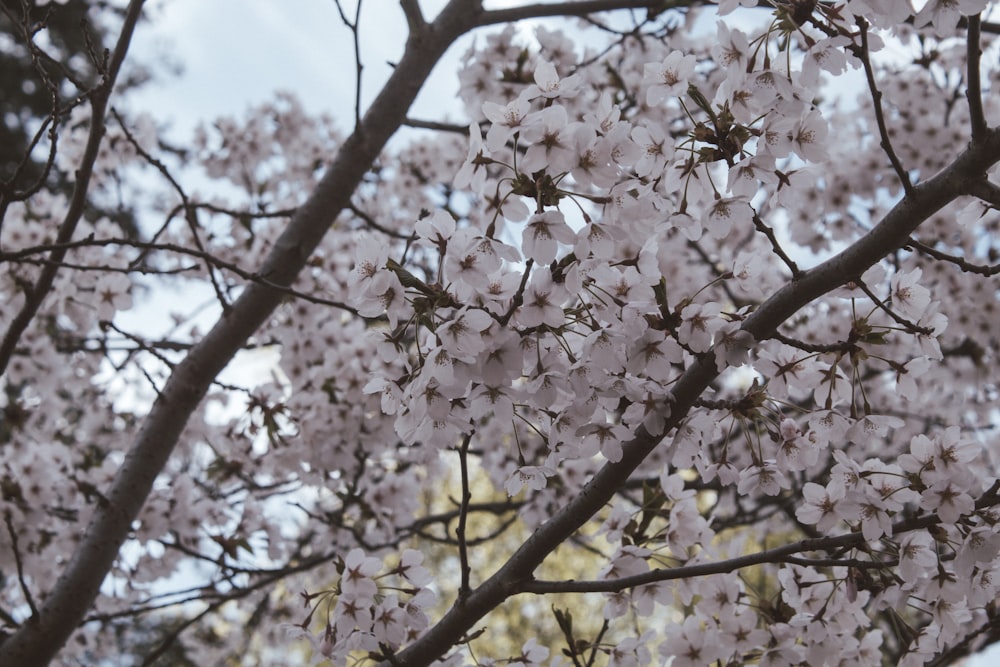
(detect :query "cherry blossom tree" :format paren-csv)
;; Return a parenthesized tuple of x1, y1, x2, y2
(3, 0, 1000, 665)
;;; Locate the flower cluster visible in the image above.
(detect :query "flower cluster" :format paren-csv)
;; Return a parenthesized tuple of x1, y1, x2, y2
(4, 0, 1000, 665)
(291, 549, 436, 663)
(345, 4, 1000, 664)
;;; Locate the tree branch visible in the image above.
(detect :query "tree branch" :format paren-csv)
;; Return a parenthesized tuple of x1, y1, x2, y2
(110, 107, 234, 311)
(0, 1, 484, 663)
(752, 210, 801, 279)
(967, 177, 1000, 207)
(905, 237, 1000, 277)
(854, 278, 932, 335)
(400, 0, 426, 31)
(3, 512, 38, 621)
(857, 17, 913, 196)
(334, 0, 365, 130)
(966, 14, 987, 141)
(520, 493, 999, 593)
(403, 117, 471, 133)
(383, 126, 1000, 667)
(0, 0, 145, 377)
(477, 0, 671, 26)
(0, 236, 359, 312)
(456, 432, 475, 599)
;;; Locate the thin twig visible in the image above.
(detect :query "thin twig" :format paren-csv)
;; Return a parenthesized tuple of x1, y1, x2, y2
(3, 109, 61, 205)
(0, 236, 359, 313)
(405, 501, 522, 534)
(110, 107, 233, 311)
(348, 203, 417, 240)
(334, 0, 365, 130)
(856, 18, 913, 196)
(3, 512, 38, 620)
(402, 118, 472, 134)
(769, 330, 853, 353)
(137, 596, 232, 666)
(779, 555, 898, 568)
(413, 514, 520, 547)
(0, 0, 146, 377)
(521, 491, 1000, 594)
(905, 237, 1000, 277)
(854, 279, 932, 335)
(9, 255, 196, 275)
(456, 432, 475, 600)
(752, 211, 801, 278)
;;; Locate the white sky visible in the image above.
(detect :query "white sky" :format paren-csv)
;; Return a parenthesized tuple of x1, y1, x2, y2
(131, 0, 466, 142)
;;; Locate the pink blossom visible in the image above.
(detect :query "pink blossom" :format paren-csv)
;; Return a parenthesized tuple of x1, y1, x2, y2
(523, 60, 581, 100)
(678, 301, 723, 353)
(516, 268, 568, 328)
(737, 461, 787, 496)
(505, 465, 555, 496)
(482, 97, 532, 151)
(704, 196, 752, 239)
(373, 594, 407, 647)
(644, 51, 697, 105)
(454, 122, 489, 192)
(890, 268, 932, 321)
(914, 0, 988, 33)
(797, 480, 851, 531)
(520, 105, 577, 173)
(659, 617, 723, 667)
(522, 210, 575, 264)
(340, 548, 381, 600)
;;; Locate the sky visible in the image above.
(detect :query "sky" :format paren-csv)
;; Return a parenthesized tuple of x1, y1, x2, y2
(131, 0, 467, 142)
(115, 2, 1000, 664)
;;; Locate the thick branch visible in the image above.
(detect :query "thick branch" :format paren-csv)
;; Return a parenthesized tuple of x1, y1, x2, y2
(400, 0, 426, 30)
(0, 2, 483, 664)
(966, 14, 987, 141)
(967, 178, 1000, 207)
(476, 0, 668, 25)
(385, 127, 1000, 667)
